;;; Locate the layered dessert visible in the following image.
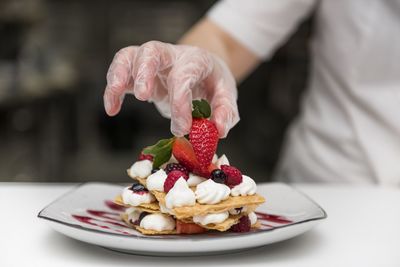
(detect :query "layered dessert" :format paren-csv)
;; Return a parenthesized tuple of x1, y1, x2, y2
(114, 100, 265, 234)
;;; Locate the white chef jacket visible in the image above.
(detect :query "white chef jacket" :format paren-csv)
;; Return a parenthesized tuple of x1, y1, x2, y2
(208, 0, 400, 185)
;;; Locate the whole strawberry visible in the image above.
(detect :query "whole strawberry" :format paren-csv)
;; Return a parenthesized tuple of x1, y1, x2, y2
(189, 100, 219, 170)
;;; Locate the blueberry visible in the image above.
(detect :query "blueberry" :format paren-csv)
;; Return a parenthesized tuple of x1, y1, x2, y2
(130, 182, 147, 192)
(151, 168, 160, 174)
(210, 169, 227, 184)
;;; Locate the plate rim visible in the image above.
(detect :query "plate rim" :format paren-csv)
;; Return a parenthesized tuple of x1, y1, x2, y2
(37, 182, 327, 241)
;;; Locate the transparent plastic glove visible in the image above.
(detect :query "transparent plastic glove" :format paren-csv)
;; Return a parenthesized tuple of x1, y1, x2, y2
(103, 41, 239, 138)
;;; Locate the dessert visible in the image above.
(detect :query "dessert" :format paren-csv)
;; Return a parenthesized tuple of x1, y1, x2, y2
(114, 99, 265, 235)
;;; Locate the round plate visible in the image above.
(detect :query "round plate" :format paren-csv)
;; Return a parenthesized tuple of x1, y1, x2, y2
(38, 182, 326, 256)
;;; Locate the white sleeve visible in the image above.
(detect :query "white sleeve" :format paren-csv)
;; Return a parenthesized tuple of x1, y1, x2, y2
(207, 0, 317, 60)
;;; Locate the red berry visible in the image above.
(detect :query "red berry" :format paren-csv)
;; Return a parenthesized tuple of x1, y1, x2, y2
(163, 170, 188, 192)
(138, 153, 153, 161)
(230, 216, 251, 233)
(172, 137, 200, 172)
(189, 118, 219, 169)
(165, 163, 189, 176)
(176, 221, 207, 234)
(220, 165, 243, 187)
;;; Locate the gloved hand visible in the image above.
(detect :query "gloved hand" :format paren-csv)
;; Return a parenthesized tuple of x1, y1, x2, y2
(103, 41, 239, 138)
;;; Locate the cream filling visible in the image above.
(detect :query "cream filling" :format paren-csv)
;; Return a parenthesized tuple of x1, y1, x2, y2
(121, 186, 155, 206)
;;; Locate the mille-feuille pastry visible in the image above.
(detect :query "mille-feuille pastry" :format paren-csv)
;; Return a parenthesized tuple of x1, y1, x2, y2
(115, 99, 265, 235)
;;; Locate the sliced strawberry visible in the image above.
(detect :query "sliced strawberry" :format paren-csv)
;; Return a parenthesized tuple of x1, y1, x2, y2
(194, 162, 218, 178)
(189, 118, 219, 169)
(172, 137, 200, 172)
(176, 221, 207, 234)
(208, 163, 218, 174)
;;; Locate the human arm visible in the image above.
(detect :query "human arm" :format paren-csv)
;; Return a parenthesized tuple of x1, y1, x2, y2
(103, 0, 316, 138)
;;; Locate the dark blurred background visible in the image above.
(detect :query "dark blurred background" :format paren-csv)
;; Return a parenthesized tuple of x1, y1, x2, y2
(0, 0, 312, 183)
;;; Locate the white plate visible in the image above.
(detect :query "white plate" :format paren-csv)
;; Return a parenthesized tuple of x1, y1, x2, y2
(38, 182, 326, 256)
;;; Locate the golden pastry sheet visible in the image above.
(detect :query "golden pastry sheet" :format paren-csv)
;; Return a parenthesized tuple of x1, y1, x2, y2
(252, 220, 261, 229)
(131, 174, 265, 219)
(121, 210, 249, 233)
(114, 195, 160, 213)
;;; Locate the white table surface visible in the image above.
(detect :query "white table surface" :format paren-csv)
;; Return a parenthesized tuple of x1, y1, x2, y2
(0, 183, 399, 267)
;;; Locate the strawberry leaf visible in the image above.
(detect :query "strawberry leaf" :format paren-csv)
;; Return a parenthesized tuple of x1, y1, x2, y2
(192, 99, 211, 118)
(143, 137, 175, 168)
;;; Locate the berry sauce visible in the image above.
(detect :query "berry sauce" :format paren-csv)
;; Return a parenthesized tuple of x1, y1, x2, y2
(255, 212, 292, 224)
(71, 199, 294, 236)
(104, 200, 126, 211)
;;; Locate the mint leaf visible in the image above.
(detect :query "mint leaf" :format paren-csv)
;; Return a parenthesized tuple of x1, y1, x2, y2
(192, 99, 211, 118)
(152, 146, 172, 169)
(143, 137, 174, 168)
(143, 138, 173, 154)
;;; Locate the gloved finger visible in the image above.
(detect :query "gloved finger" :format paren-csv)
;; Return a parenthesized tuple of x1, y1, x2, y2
(104, 46, 137, 116)
(208, 57, 240, 138)
(167, 47, 213, 137)
(151, 78, 170, 118)
(132, 41, 175, 101)
(210, 96, 240, 138)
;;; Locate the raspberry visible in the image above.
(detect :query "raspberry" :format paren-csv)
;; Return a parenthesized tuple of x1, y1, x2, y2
(165, 163, 189, 176)
(163, 170, 188, 192)
(189, 118, 219, 169)
(138, 153, 153, 161)
(220, 165, 243, 187)
(230, 216, 251, 233)
(210, 169, 227, 184)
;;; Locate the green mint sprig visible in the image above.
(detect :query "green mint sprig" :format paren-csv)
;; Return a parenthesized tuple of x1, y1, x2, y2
(142, 137, 175, 168)
(192, 99, 211, 119)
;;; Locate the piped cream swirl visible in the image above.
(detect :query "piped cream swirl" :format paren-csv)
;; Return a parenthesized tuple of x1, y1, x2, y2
(122, 186, 155, 206)
(139, 213, 175, 231)
(230, 175, 257, 196)
(165, 178, 196, 209)
(195, 179, 230, 204)
(193, 211, 229, 226)
(129, 160, 152, 178)
(146, 169, 167, 191)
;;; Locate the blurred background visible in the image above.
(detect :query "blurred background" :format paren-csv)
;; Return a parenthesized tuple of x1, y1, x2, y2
(0, 0, 312, 183)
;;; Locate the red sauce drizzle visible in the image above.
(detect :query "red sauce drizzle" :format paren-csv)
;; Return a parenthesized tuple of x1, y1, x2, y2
(71, 199, 294, 235)
(72, 213, 131, 235)
(104, 200, 126, 211)
(87, 210, 119, 220)
(255, 212, 292, 224)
